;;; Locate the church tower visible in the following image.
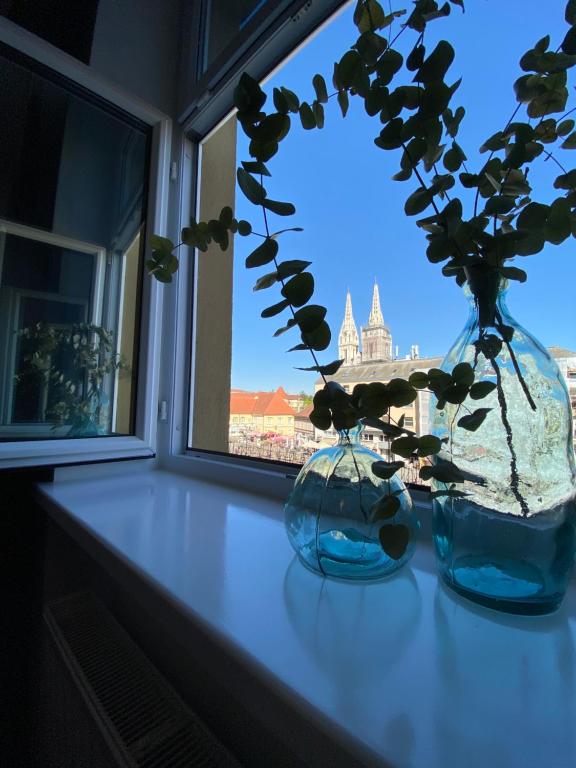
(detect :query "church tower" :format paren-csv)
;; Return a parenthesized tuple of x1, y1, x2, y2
(361, 282, 392, 362)
(338, 290, 360, 366)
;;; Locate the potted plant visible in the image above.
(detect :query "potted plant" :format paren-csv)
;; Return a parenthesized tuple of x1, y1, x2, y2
(149, 0, 576, 612)
(15, 322, 126, 436)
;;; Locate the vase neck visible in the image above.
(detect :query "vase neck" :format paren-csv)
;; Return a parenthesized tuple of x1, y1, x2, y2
(464, 266, 510, 329)
(337, 424, 363, 446)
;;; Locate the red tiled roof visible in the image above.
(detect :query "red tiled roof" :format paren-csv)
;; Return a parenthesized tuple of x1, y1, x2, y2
(230, 387, 296, 416)
(295, 403, 314, 419)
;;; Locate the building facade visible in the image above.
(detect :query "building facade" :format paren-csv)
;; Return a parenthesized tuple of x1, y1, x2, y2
(319, 286, 576, 448)
(229, 387, 297, 437)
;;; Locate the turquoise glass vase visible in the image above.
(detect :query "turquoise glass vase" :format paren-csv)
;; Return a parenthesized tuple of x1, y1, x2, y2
(285, 424, 419, 580)
(431, 267, 576, 614)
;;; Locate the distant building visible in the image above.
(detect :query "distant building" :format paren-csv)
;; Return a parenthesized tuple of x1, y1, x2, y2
(229, 387, 297, 436)
(294, 404, 315, 441)
(317, 285, 576, 445)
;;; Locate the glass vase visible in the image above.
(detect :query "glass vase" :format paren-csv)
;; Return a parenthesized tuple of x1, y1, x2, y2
(285, 424, 419, 580)
(431, 266, 576, 614)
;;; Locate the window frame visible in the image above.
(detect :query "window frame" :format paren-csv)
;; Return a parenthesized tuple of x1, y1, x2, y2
(155, 0, 431, 504)
(0, 17, 171, 470)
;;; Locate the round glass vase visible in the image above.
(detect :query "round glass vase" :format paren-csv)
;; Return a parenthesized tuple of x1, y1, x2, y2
(431, 266, 576, 614)
(285, 424, 419, 580)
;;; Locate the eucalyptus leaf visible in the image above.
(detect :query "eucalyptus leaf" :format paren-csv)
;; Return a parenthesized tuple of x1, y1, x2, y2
(281, 272, 314, 306)
(379, 524, 410, 560)
(245, 238, 279, 268)
(469, 381, 497, 400)
(261, 299, 290, 318)
(458, 408, 492, 432)
(372, 461, 405, 481)
(371, 494, 400, 520)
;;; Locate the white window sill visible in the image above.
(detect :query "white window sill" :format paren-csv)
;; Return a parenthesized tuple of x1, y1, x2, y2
(35, 467, 576, 768)
(0, 436, 155, 471)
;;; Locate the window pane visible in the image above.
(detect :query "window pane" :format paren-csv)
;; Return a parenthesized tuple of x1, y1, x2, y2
(0, 49, 150, 440)
(201, 0, 277, 75)
(189, 2, 576, 478)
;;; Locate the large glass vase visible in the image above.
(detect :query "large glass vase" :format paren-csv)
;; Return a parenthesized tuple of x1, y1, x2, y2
(285, 424, 419, 580)
(432, 267, 576, 614)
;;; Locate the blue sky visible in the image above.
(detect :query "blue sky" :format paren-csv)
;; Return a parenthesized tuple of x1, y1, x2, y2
(231, 0, 575, 394)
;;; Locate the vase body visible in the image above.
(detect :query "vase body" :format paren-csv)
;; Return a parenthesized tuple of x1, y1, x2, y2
(285, 425, 419, 580)
(431, 270, 576, 614)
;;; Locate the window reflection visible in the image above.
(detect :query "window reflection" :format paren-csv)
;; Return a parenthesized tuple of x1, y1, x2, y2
(0, 50, 150, 439)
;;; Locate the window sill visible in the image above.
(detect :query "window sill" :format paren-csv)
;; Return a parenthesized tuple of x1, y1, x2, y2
(0, 436, 154, 471)
(35, 467, 576, 768)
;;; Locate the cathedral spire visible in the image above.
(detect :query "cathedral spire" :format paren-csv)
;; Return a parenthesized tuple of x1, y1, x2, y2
(367, 281, 385, 327)
(338, 289, 359, 366)
(362, 281, 392, 362)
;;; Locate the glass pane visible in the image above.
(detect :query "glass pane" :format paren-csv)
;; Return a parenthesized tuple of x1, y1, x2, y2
(201, 0, 276, 74)
(0, 50, 150, 440)
(190, 2, 576, 478)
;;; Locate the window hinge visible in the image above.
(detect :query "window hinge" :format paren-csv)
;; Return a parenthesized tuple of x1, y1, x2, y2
(170, 162, 178, 182)
(158, 400, 168, 422)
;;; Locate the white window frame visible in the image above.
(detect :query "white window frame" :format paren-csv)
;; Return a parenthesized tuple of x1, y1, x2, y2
(152, 0, 437, 504)
(0, 18, 172, 470)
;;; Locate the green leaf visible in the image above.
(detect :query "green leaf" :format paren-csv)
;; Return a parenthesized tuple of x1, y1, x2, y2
(262, 199, 296, 216)
(310, 407, 331, 430)
(516, 202, 549, 231)
(420, 459, 465, 484)
(469, 381, 496, 400)
(391, 435, 419, 458)
(567, 0, 576, 25)
(281, 272, 314, 307)
(417, 435, 442, 457)
(241, 160, 271, 176)
(337, 90, 349, 117)
(415, 40, 455, 84)
(336, 50, 363, 89)
(562, 131, 576, 149)
(301, 320, 331, 351)
(261, 299, 290, 318)
(299, 102, 316, 130)
(273, 319, 297, 337)
(150, 234, 174, 252)
(387, 378, 418, 407)
(563, 26, 576, 54)
(451, 362, 474, 387)
(371, 494, 401, 520)
(409, 371, 429, 389)
(273, 87, 289, 113)
(442, 384, 470, 404)
(253, 271, 278, 291)
(500, 266, 527, 282)
(405, 187, 434, 216)
(458, 408, 492, 432)
(545, 197, 571, 244)
(354, 0, 386, 33)
(375, 117, 404, 150)
(312, 101, 325, 129)
(484, 196, 516, 215)
(296, 359, 344, 376)
(294, 304, 326, 332)
(407, 43, 425, 72)
(379, 524, 410, 560)
(237, 220, 252, 236)
(280, 87, 300, 113)
(276, 260, 311, 279)
(372, 461, 405, 481)
(361, 417, 411, 437)
(312, 74, 328, 103)
(245, 238, 278, 268)
(237, 168, 266, 204)
(554, 169, 576, 189)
